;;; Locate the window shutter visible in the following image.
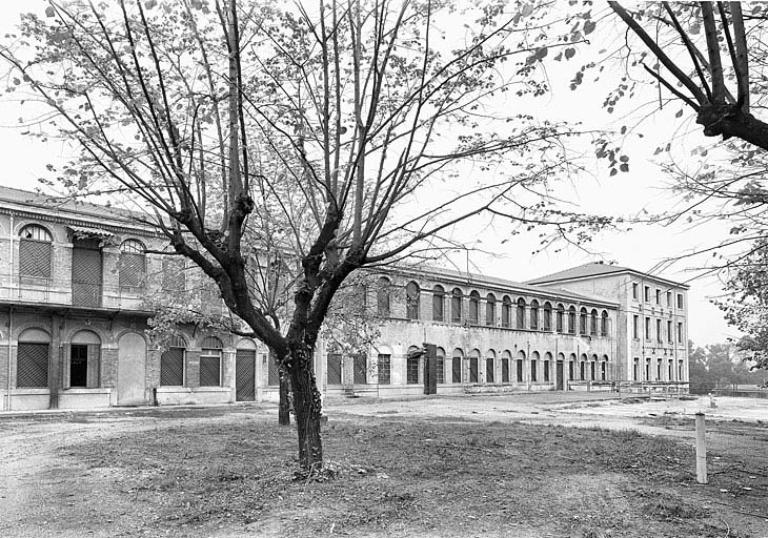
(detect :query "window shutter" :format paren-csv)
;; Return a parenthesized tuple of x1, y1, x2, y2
(86, 344, 100, 388)
(62, 344, 71, 389)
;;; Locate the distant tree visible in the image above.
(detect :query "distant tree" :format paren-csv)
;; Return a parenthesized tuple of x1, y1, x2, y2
(688, 340, 767, 392)
(1, 0, 614, 473)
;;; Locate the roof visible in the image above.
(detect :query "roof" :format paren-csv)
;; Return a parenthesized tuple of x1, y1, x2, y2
(526, 262, 689, 290)
(0, 185, 156, 234)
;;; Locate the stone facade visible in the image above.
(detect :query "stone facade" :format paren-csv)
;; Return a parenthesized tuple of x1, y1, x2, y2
(0, 187, 689, 411)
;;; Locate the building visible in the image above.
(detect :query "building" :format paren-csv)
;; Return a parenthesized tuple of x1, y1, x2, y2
(0, 187, 689, 411)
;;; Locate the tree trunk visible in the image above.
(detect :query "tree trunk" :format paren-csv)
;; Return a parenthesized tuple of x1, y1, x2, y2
(278, 368, 291, 426)
(287, 342, 323, 471)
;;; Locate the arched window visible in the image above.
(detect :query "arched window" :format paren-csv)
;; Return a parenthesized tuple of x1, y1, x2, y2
(119, 239, 146, 289)
(542, 302, 552, 331)
(160, 335, 187, 386)
(406, 345, 420, 385)
(516, 350, 525, 382)
(468, 291, 480, 324)
(633, 357, 640, 381)
(556, 304, 565, 333)
(530, 351, 539, 382)
(569, 353, 576, 380)
(590, 309, 598, 335)
(501, 296, 512, 328)
(16, 328, 50, 388)
(19, 224, 53, 279)
(485, 293, 496, 326)
(580, 353, 587, 380)
(602, 355, 609, 381)
(376, 277, 391, 317)
(436, 347, 446, 384)
(451, 348, 464, 383)
(432, 285, 445, 322)
(568, 306, 576, 334)
(530, 300, 539, 330)
(543, 352, 552, 382)
(579, 307, 588, 335)
(406, 281, 420, 320)
(501, 350, 511, 383)
(590, 353, 598, 381)
(645, 357, 652, 380)
(68, 330, 101, 388)
(468, 349, 480, 383)
(200, 336, 223, 387)
(601, 310, 609, 336)
(516, 298, 526, 329)
(485, 349, 496, 384)
(451, 288, 463, 323)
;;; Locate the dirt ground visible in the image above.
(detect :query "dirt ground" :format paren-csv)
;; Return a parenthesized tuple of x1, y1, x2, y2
(0, 393, 766, 538)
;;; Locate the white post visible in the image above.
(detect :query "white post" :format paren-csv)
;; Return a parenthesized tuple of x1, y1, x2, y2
(695, 412, 707, 484)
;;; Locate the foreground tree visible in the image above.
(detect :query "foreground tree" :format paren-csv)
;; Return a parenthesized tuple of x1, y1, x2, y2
(2, 0, 603, 471)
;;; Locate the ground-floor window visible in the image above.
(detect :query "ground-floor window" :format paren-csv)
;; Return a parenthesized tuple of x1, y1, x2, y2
(17, 342, 49, 388)
(468, 357, 478, 383)
(645, 359, 651, 381)
(530, 360, 537, 382)
(436, 349, 445, 384)
(501, 358, 509, 383)
(656, 359, 663, 381)
(377, 354, 391, 384)
(406, 355, 419, 385)
(452, 356, 462, 383)
(668, 360, 674, 381)
(200, 337, 223, 387)
(568, 361, 574, 380)
(160, 347, 185, 386)
(327, 353, 342, 385)
(543, 360, 550, 382)
(516, 359, 523, 382)
(590, 361, 596, 381)
(678, 360, 684, 380)
(580, 361, 585, 381)
(354, 354, 367, 385)
(601, 360, 607, 381)
(486, 358, 494, 383)
(70, 344, 89, 387)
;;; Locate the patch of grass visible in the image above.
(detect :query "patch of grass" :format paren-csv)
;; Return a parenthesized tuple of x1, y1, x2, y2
(53, 415, 761, 537)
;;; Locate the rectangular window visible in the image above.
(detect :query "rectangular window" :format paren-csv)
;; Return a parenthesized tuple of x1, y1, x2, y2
(19, 240, 52, 279)
(644, 286, 650, 302)
(530, 360, 537, 382)
(436, 355, 444, 384)
(590, 361, 596, 381)
(452, 356, 462, 383)
(469, 357, 478, 383)
(160, 348, 184, 386)
(199, 352, 221, 387)
(353, 354, 367, 385)
(632, 282, 638, 299)
(666, 291, 672, 307)
(677, 322, 683, 343)
(580, 361, 585, 381)
(17, 343, 49, 388)
(516, 359, 523, 382)
(501, 359, 509, 383)
(633, 315, 639, 339)
(407, 356, 420, 384)
(633, 359, 639, 381)
(162, 257, 185, 291)
(656, 319, 662, 343)
(677, 293, 684, 309)
(486, 358, 494, 383)
(655, 289, 660, 305)
(69, 344, 88, 388)
(667, 320, 673, 343)
(327, 353, 342, 385)
(543, 361, 550, 382)
(644, 317, 650, 340)
(377, 354, 391, 385)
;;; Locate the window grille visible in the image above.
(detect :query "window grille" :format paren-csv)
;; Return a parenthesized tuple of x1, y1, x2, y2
(162, 256, 185, 291)
(199, 354, 221, 386)
(119, 240, 146, 288)
(17, 343, 49, 388)
(486, 358, 494, 383)
(407, 352, 420, 384)
(377, 354, 391, 384)
(19, 225, 53, 279)
(327, 353, 342, 385)
(452, 354, 462, 383)
(468, 356, 478, 383)
(160, 347, 185, 386)
(436, 349, 445, 384)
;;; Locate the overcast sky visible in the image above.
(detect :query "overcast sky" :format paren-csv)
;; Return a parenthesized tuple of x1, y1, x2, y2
(0, 1, 743, 346)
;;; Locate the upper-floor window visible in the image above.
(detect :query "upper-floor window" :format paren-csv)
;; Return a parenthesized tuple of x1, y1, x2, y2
(405, 281, 420, 320)
(162, 255, 185, 292)
(451, 288, 463, 323)
(501, 296, 512, 328)
(485, 294, 496, 326)
(556, 304, 564, 333)
(645, 317, 651, 340)
(666, 291, 672, 307)
(119, 239, 146, 289)
(590, 309, 598, 336)
(632, 282, 638, 300)
(656, 319, 662, 343)
(655, 289, 660, 305)
(644, 286, 650, 302)
(19, 224, 53, 279)
(469, 291, 480, 324)
(376, 277, 391, 317)
(579, 307, 588, 335)
(530, 300, 539, 330)
(677, 293, 684, 310)
(432, 285, 444, 322)
(600, 310, 608, 337)
(516, 298, 526, 329)
(632, 314, 638, 339)
(677, 322, 683, 343)
(542, 302, 552, 331)
(568, 306, 576, 334)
